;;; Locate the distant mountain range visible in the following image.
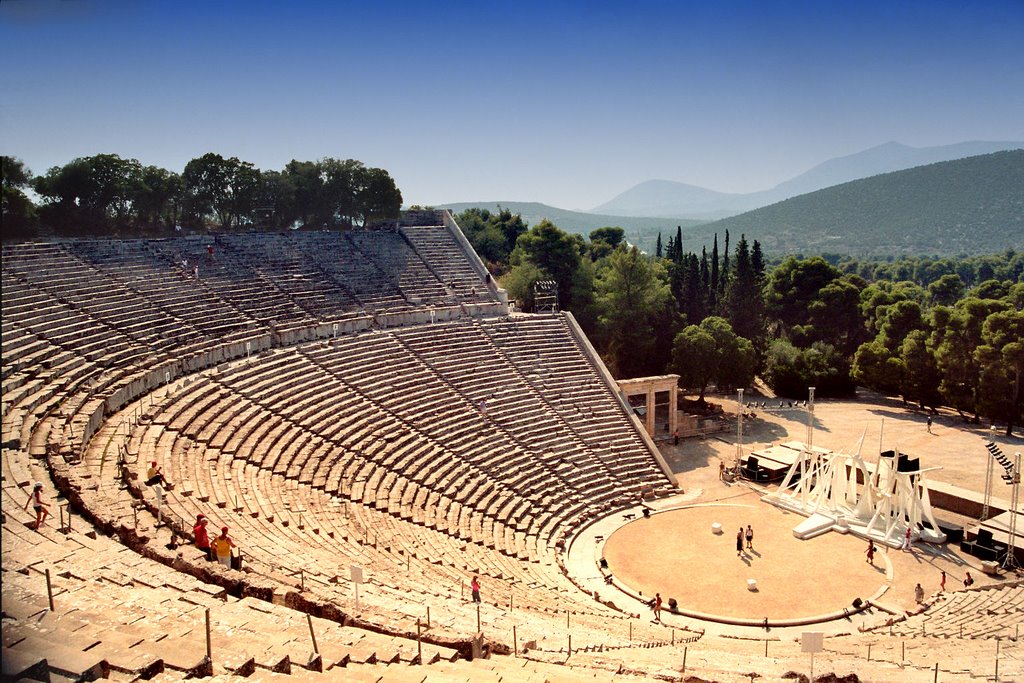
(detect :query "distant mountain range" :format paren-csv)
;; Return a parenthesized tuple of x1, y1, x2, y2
(439, 151, 1023, 257)
(698, 150, 1024, 256)
(590, 140, 1023, 219)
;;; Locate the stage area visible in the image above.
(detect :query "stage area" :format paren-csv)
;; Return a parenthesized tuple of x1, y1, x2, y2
(602, 498, 886, 620)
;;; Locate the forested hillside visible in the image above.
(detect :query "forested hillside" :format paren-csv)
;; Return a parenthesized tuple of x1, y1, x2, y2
(701, 150, 1023, 256)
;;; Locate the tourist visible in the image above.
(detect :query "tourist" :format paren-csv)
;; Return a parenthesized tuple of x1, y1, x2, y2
(212, 526, 235, 569)
(146, 461, 173, 490)
(940, 570, 946, 592)
(901, 527, 912, 552)
(193, 514, 212, 561)
(745, 525, 754, 550)
(719, 461, 726, 481)
(653, 593, 662, 622)
(963, 571, 974, 588)
(914, 583, 924, 603)
(927, 416, 932, 433)
(673, 429, 679, 446)
(865, 540, 875, 565)
(23, 482, 50, 530)
(736, 528, 744, 557)
(471, 575, 481, 603)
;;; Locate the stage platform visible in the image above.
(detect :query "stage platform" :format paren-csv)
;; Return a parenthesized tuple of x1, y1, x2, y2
(741, 440, 829, 483)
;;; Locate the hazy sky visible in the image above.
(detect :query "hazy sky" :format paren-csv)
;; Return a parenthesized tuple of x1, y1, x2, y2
(2, 0, 1022, 210)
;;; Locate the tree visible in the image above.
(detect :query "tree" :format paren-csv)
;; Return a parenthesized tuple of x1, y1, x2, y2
(899, 329, 942, 409)
(931, 297, 1010, 422)
(133, 165, 183, 231)
(928, 273, 966, 307)
(670, 317, 754, 405)
(595, 246, 672, 377)
(354, 166, 402, 225)
(852, 340, 903, 394)
(1, 156, 37, 237)
(34, 154, 144, 234)
(975, 309, 1024, 435)
(589, 227, 626, 261)
(723, 234, 765, 349)
(182, 153, 261, 230)
(511, 220, 589, 312)
(764, 256, 842, 337)
(765, 339, 854, 398)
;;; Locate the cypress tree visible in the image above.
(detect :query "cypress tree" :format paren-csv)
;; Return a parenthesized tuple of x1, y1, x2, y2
(710, 234, 719, 311)
(721, 230, 730, 294)
(656, 233, 663, 258)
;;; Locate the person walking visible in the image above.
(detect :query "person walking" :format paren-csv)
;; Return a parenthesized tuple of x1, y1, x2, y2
(963, 571, 974, 588)
(211, 526, 235, 569)
(745, 525, 754, 550)
(193, 514, 212, 561)
(901, 527, 912, 552)
(471, 575, 481, 603)
(736, 528, 744, 557)
(939, 570, 946, 592)
(927, 416, 933, 433)
(653, 593, 663, 622)
(865, 540, 875, 565)
(914, 583, 924, 603)
(23, 482, 50, 530)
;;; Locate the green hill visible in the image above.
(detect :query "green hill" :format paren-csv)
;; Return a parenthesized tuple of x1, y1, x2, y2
(700, 150, 1024, 256)
(436, 201, 707, 254)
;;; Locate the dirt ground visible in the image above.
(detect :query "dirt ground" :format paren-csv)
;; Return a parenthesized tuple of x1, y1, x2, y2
(601, 388, 1023, 621)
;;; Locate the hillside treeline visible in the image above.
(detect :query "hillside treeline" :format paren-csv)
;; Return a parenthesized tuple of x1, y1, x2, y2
(703, 150, 1024, 256)
(462, 208, 1024, 436)
(2, 154, 402, 239)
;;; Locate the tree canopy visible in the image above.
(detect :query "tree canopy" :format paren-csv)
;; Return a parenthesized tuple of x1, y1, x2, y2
(8, 152, 401, 238)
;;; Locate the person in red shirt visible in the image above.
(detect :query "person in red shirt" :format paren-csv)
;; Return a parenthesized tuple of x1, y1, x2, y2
(193, 514, 212, 561)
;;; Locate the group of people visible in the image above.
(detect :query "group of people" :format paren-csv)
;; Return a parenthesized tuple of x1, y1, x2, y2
(736, 524, 754, 556)
(144, 460, 237, 570)
(192, 514, 237, 568)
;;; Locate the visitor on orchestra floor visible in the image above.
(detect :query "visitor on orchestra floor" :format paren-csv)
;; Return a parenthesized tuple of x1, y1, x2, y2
(23, 482, 50, 530)
(745, 524, 754, 550)
(194, 514, 213, 561)
(212, 526, 236, 569)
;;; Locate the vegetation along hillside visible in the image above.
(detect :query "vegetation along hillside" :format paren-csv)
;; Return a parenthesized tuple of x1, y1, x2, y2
(702, 150, 1024, 256)
(438, 201, 706, 255)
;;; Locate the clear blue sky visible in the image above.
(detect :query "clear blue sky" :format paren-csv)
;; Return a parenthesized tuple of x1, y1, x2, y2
(2, 0, 1022, 210)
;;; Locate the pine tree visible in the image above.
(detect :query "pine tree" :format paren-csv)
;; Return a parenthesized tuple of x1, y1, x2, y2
(724, 234, 764, 345)
(751, 239, 765, 283)
(684, 252, 704, 324)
